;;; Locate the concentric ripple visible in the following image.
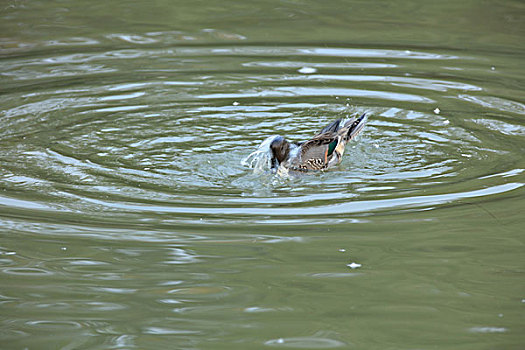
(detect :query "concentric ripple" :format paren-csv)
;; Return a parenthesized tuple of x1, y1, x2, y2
(1, 0, 525, 347)
(1, 39, 524, 229)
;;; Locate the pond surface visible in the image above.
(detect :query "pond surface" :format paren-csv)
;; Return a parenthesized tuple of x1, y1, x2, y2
(1, 0, 524, 349)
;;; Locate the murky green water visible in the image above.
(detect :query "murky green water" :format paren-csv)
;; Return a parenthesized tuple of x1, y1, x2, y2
(1, 0, 524, 349)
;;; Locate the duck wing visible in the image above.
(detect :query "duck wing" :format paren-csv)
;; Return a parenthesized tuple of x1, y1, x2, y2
(291, 114, 367, 171)
(294, 133, 340, 171)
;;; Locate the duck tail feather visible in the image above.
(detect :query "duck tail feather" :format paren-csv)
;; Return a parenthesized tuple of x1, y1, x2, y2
(345, 113, 367, 141)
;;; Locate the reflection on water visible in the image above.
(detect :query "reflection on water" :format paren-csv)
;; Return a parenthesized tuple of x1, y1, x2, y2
(1, 0, 524, 349)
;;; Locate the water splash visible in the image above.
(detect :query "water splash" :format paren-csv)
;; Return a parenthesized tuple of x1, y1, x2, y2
(241, 135, 279, 173)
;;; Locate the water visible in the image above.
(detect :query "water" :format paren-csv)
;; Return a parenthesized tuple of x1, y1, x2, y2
(1, 0, 524, 349)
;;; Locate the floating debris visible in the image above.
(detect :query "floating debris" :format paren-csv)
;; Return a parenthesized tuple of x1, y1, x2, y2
(232, 101, 239, 106)
(347, 262, 361, 269)
(298, 66, 316, 74)
(434, 107, 440, 114)
(469, 327, 507, 333)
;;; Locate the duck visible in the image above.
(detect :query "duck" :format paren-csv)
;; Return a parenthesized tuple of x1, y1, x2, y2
(268, 113, 367, 172)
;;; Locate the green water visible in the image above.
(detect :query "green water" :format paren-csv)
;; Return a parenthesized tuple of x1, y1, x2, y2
(1, 0, 524, 349)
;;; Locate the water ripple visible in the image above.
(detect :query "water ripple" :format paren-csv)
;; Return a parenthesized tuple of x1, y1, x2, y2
(265, 336, 347, 348)
(0, 44, 523, 232)
(199, 86, 434, 103)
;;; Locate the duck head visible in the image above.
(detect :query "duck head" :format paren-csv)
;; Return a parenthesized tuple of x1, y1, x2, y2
(270, 136, 291, 169)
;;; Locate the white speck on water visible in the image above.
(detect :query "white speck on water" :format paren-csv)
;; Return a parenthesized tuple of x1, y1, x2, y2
(335, 96, 339, 99)
(498, 314, 503, 318)
(461, 153, 472, 158)
(373, 143, 379, 149)
(5, 251, 16, 255)
(491, 66, 495, 71)
(232, 101, 239, 106)
(298, 66, 316, 74)
(338, 248, 346, 253)
(61, 247, 67, 251)
(522, 299, 525, 303)
(434, 107, 440, 114)
(277, 338, 284, 344)
(443, 120, 450, 125)
(347, 262, 362, 269)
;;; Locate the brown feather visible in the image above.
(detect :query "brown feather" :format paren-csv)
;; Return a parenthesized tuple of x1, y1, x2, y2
(271, 114, 367, 172)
